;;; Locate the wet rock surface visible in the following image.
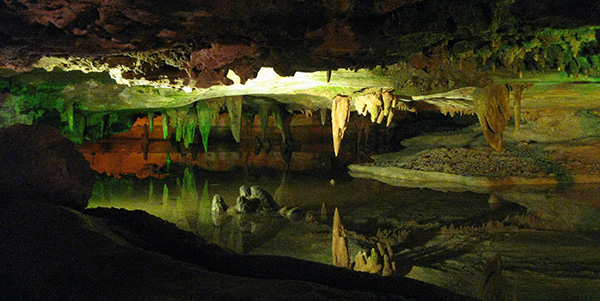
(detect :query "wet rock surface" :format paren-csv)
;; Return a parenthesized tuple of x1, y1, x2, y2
(0, 124, 95, 210)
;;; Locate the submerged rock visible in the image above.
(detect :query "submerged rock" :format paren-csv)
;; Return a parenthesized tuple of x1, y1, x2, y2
(251, 185, 279, 212)
(211, 194, 228, 214)
(235, 195, 260, 213)
(239, 185, 252, 198)
(0, 124, 95, 210)
(279, 206, 305, 222)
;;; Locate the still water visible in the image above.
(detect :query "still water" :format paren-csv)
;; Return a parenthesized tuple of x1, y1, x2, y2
(87, 167, 600, 300)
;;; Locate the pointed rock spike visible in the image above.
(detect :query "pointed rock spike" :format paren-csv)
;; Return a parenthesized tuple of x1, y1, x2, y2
(331, 95, 351, 156)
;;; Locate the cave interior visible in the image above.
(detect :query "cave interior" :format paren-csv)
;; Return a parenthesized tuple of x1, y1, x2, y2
(1, 1, 600, 300)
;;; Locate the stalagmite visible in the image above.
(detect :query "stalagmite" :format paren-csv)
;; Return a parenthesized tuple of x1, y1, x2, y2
(353, 242, 396, 276)
(331, 95, 351, 156)
(196, 100, 212, 153)
(226, 96, 243, 143)
(473, 84, 510, 151)
(353, 248, 382, 274)
(332, 207, 351, 269)
(162, 112, 169, 139)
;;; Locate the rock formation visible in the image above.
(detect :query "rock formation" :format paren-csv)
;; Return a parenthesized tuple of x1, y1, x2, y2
(278, 206, 305, 222)
(196, 100, 213, 153)
(235, 195, 260, 213)
(332, 207, 351, 269)
(353, 242, 397, 276)
(211, 194, 228, 214)
(331, 95, 351, 156)
(473, 85, 510, 151)
(226, 96, 243, 143)
(251, 185, 279, 212)
(0, 124, 95, 210)
(354, 88, 397, 126)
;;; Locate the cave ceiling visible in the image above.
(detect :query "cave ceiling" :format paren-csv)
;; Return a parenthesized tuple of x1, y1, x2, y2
(3, 0, 600, 112)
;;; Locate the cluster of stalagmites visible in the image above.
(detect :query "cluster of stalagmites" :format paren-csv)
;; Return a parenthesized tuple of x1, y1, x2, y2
(210, 185, 305, 223)
(332, 208, 397, 276)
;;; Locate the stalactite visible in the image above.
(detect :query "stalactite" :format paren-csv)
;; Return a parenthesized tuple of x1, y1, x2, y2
(196, 100, 212, 153)
(258, 103, 271, 138)
(148, 112, 154, 134)
(331, 95, 351, 157)
(473, 84, 510, 151)
(382, 90, 397, 127)
(272, 104, 286, 138)
(162, 112, 169, 140)
(182, 108, 197, 148)
(225, 96, 243, 143)
(510, 84, 531, 130)
(167, 109, 185, 143)
(332, 207, 351, 269)
(354, 88, 396, 125)
(304, 109, 312, 120)
(356, 93, 381, 123)
(175, 123, 183, 142)
(320, 108, 327, 126)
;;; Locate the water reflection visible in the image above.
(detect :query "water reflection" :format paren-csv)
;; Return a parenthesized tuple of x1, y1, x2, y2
(88, 168, 600, 300)
(89, 168, 517, 254)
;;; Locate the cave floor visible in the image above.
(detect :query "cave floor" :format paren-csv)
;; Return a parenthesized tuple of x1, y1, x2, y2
(88, 169, 600, 300)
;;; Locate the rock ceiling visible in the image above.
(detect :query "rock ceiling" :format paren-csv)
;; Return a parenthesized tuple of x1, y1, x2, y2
(3, 0, 600, 85)
(4, 0, 600, 151)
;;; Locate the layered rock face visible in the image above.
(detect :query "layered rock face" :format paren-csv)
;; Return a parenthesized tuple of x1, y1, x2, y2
(0, 124, 95, 209)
